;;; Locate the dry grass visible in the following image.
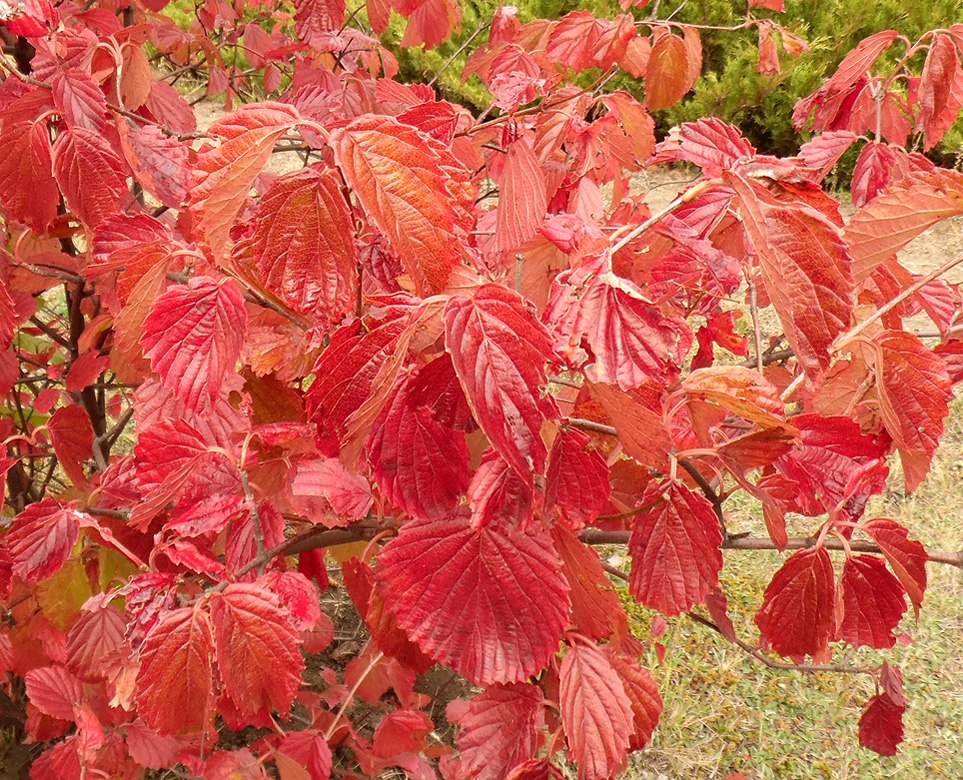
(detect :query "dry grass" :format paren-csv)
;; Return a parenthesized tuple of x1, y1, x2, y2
(618, 399, 963, 780)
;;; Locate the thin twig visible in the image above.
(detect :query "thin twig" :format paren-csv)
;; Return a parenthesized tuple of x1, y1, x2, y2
(686, 611, 874, 674)
(428, 22, 490, 87)
(832, 251, 963, 352)
(610, 179, 718, 254)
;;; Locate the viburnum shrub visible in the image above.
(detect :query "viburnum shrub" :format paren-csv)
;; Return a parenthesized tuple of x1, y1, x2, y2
(0, 0, 961, 775)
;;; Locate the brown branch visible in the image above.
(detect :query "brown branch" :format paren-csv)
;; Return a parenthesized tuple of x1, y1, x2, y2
(580, 529, 963, 569)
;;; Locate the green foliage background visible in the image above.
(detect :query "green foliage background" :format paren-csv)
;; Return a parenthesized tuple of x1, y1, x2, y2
(395, 0, 963, 163)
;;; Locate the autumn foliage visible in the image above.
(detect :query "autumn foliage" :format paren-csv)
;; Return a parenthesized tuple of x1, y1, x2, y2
(0, 0, 961, 776)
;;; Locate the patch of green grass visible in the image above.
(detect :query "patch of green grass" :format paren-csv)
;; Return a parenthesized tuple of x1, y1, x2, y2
(619, 401, 963, 779)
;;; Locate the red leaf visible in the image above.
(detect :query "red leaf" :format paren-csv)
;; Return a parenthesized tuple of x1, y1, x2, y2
(141, 277, 248, 416)
(52, 69, 107, 132)
(468, 449, 533, 531)
(549, 262, 691, 389)
(65, 604, 128, 682)
(766, 413, 887, 520)
(65, 351, 110, 392)
(654, 118, 754, 175)
(505, 760, 565, 780)
(135, 606, 215, 734)
(840, 555, 907, 649)
(52, 125, 128, 227)
(306, 318, 407, 453)
(118, 122, 191, 209)
(342, 558, 434, 672)
(682, 366, 786, 429)
(257, 571, 322, 632)
(290, 458, 374, 525)
(27, 740, 81, 780)
(444, 284, 558, 478)
(552, 525, 629, 643)
(125, 720, 188, 770)
(1, 0, 55, 36)
(858, 694, 905, 756)
(190, 102, 301, 258)
(645, 32, 690, 111)
(544, 429, 610, 529)
(726, 172, 853, 379)
(918, 35, 963, 150)
(330, 115, 474, 295)
(873, 330, 951, 492)
(6, 499, 81, 582)
(0, 119, 59, 232)
(861, 518, 927, 615)
(628, 481, 723, 616)
(209, 583, 305, 718)
(366, 369, 468, 521)
(844, 172, 963, 282)
(46, 405, 93, 488)
(372, 708, 432, 757)
(116, 572, 179, 649)
(559, 642, 633, 780)
(851, 141, 900, 208)
(253, 166, 356, 327)
(546, 12, 633, 72)
(277, 730, 333, 780)
(294, 0, 346, 41)
(494, 137, 548, 253)
(456, 683, 543, 780)
(588, 382, 672, 469)
(24, 665, 84, 720)
(754, 547, 835, 659)
(602, 648, 663, 750)
(376, 513, 570, 686)
(165, 494, 245, 538)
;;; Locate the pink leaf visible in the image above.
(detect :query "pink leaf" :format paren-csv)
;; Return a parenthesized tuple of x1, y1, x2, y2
(65, 604, 128, 682)
(290, 458, 374, 525)
(494, 137, 548, 253)
(141, 277, 248, 416)
(125, 720, 188, 770)
(376, 513, 570, 686)
(119, 122, 191, 209)
(52, 69, 107, 132)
